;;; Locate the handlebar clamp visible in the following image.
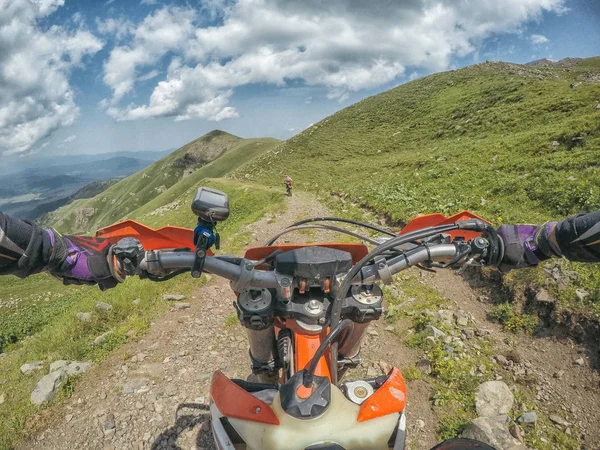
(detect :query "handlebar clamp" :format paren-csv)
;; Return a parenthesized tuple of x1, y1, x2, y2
(373, 256, 393, 285)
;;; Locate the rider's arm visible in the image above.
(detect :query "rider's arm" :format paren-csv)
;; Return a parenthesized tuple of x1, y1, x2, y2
(497, 210, 600, 271)
(0, 211, 119, 290)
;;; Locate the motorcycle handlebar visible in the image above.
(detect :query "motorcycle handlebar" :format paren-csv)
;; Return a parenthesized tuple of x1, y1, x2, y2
(137, 240, 479, 289)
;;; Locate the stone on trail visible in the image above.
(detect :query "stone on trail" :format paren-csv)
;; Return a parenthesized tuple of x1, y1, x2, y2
(163, 294, 185, 301)
(65, 361, 92, 376)
(436, 309, 454, 325)
(454, 311, 470, 327)
(76, 312, 92, 322)
(103, 413, 116, 435)
(366, 366, 378, 377)
(96, 302, 113, 312)
(475, 381, 514, 417)
(49, 360, 91, 376)
(549, 414, 571, 427)
(31, 370, 67, 405)
(49, 360, 69, 373)
(535, 289, 555, 304)
(122, 378, 150, 395)
(20, 361, 43, 375)
(173, 302, 191, 310)
(462, 416, 524, 450)
(518, 411, 537, 425)
(425, 325, 446, 339)
(416, 359, 432, 375)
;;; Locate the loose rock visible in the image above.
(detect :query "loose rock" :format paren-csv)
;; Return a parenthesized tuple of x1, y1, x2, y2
(96, 302, 113, 312)
(163, 294, 185, 301)
(173, 302, 191, 310)
(31, 371, 67, 405)
(549, 414, 571, 428)
(509, 423, 524, 443)
(416, 359, 432, 375)
(65, 361, 92, 376)
(462, 416, 523, 449)
(20, 361, 43, 375)
(454, 311, 469, 327)
(437, 309, 454, 325)
(425, 325, 446, 339)
(494, 355, 509, 367)
(76, 312, 92, 322)
(535, 289, 555, 304)
(132, 298, 142, 305)
(574, 358, 584, 366)
(366, 366, 378, 377)
(575, 288, 589, 302)
(475, 381, 514, 417)
(103, 413, 116, 435)
(518, 411, 537, 425)
(122, 378, 150, 394)
(49, 360, 69, 373)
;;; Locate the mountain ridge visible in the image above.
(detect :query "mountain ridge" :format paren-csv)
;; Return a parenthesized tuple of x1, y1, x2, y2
(43, 130, 280, 233)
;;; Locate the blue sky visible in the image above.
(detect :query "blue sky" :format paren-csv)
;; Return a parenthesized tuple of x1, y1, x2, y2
(0, 0, 598, 158)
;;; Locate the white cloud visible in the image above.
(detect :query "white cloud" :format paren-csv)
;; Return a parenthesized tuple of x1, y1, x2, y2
(138, 70, 161, 82)
(103, 7, 196, 104)
(103, 0, 566, 122)
(58, 134, 77, 147)
(531, 34, 549, 44)
(96, 17, 135, 41)
(0, 0, 103, 154)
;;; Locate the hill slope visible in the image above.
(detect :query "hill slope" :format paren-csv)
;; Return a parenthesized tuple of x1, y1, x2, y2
(240, 57, 600, 225)
(44, 130, 280, 233)
(237, 57, 600, 317)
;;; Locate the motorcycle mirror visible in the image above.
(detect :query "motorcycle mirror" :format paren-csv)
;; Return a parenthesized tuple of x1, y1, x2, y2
(191, 187, 230, 223)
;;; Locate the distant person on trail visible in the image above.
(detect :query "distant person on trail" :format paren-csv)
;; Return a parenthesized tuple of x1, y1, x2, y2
(2, 209, 600, 449)
(284, 174, 293, 196)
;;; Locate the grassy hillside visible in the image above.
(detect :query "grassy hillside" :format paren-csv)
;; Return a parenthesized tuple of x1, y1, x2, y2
(236, 57, 600, 316)
(43, 130, 279, 234)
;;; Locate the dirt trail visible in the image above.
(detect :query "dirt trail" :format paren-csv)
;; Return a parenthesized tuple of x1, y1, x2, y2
(20, 193, 600, 450)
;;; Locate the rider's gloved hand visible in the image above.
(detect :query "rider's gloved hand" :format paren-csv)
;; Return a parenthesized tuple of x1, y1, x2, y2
(496, 222, 561, 272)
(45, 229, 121, 291)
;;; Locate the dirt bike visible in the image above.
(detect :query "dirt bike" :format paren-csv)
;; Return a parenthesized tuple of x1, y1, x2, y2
(97, 186, 503, 450)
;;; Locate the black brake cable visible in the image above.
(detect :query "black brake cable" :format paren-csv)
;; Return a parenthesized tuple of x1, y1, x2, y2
(263, 224, 382, 246)
(286, 217, 397, 237)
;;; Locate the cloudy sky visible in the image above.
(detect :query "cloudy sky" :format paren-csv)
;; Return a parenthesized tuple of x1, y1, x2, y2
(1, 0, 599, 158)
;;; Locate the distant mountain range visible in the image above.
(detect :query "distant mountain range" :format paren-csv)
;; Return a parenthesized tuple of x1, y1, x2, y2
(1, 150, 171, 220)
(44, 130, 280, 233)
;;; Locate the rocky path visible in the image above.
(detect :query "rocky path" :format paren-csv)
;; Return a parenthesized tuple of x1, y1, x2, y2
(20, 193, 600, 450)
